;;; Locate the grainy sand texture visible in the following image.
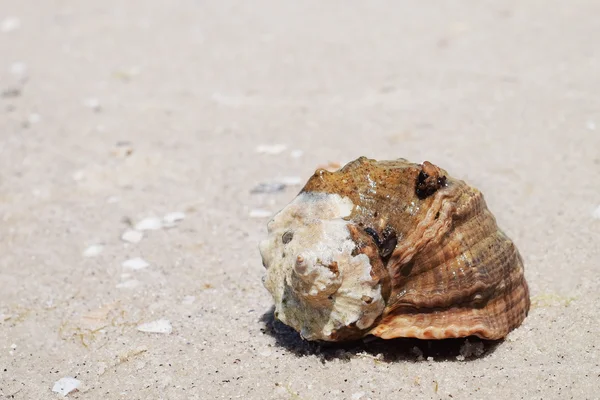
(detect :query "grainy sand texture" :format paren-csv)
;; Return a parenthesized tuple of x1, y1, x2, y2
(1, 1, 599, 399)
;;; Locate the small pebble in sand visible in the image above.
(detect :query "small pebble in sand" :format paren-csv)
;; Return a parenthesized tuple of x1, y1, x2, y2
(121, 229, 144, 243)
(587, 120, 596, 131)
(137, 319, 172, 334)
(116, 279, 140, 289)
(163, 211, 186, 227)
(592, 205, 600, 220)
(249, 209, 272, 218)
(411, 346, 425, 361)
(122, 257, 149, 270)
(459, 339, 485, 359)
(135, 217, 163, 231)
(255, 144, 287, 155)
(1, 17, 21, 33)
(351, 392, 366, 400)
(52, 377, 81, 397)
(82, 244, 103, 258)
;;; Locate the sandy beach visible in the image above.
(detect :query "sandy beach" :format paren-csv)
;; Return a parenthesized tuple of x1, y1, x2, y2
(1, 1, 599, 398)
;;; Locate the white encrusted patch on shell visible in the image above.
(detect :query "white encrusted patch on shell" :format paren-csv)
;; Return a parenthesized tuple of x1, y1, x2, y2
(260, 192, 384, 341)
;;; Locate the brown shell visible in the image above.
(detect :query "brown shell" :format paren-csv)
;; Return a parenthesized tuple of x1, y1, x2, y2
(301, 157, 530, 340)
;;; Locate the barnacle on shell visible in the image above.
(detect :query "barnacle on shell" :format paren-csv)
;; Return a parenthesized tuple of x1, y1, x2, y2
(260, 157, 530, 341)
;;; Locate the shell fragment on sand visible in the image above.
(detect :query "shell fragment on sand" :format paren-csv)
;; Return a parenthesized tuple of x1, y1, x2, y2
(82, 244, 103, 258)
(121, 229, 144, 243)
(121, 257, 149, 270)
(134, 217, 163, 231)
(52, 377, 81, 397)
(137, 319, 172, 334)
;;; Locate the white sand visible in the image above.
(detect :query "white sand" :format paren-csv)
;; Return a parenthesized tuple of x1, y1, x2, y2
(0, 1, 598, 398)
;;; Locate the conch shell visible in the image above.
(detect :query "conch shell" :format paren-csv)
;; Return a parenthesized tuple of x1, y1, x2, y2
(260, 157, 530, 341)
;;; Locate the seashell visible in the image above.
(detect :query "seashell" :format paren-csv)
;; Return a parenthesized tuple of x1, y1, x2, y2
(259, 157, 530, 341)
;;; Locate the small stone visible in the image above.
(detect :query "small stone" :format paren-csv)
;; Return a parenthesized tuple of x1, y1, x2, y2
(52, 377, 81, 397)
(182, 295, 196, 305)
(411, 346, 424, 361)
(249, 209, 272, 218)
(587, 120, 596, 131)
(459, 339, 485, 358)
(352, 392, 366, 400)
(455, 355, 466, 361)
(135, 217, 163, 231)
(1, 17, 21, 33)
(122, 257, 149, 270)
(137, 319, 172, 334)
(163, 211, 185, 227)
(121, 230, 144, 243)
(255, 144, 287, 155)
(83, 244, 103, 258)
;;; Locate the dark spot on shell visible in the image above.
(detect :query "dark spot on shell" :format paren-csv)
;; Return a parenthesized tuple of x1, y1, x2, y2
(365, 226, 397, 260)
(400, 261, 414, 277)
(416, 161, 447, 199)
(362, 295, 373, 304)
(282, 231, 294, 244)
(364, 227, 382, 247)
(379, 227, 398, 259)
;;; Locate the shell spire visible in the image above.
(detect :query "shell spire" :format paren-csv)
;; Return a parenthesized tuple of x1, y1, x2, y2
(260, 157, 530, 341)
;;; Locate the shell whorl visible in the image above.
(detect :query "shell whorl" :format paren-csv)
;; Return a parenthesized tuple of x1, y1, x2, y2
(261, 157, 530, 341)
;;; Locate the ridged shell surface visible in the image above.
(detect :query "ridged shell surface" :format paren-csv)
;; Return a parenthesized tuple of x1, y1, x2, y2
(260, 157, 530, 341)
